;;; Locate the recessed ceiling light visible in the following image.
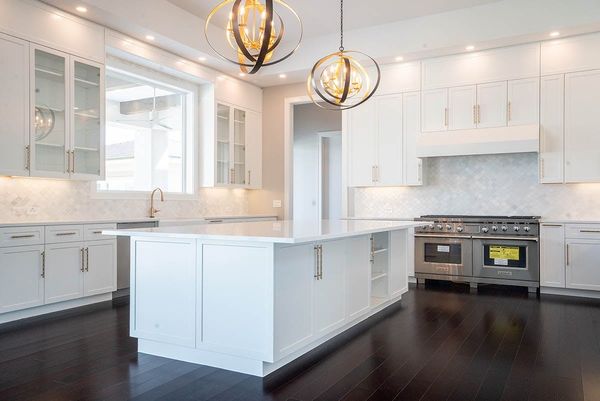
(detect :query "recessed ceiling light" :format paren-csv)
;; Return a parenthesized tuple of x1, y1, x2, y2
(549, 31, 560, 37)
(176, 60, 185, 65)
(395, 56, 404, 62)
(238, 72, 246, 77)
(279, 74, 287, 78)
(145, 35, 155, 41)
(465, 45, 475, 51)
(75, 6, 87, 13)
(217, 75, 226, 81)
(198, 56, 207, 62)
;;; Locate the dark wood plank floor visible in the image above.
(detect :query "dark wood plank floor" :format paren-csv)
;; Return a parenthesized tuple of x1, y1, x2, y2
(1, 282, 600, 401)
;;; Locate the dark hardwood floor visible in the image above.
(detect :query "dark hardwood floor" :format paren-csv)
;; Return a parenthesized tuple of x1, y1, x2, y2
(1, 282, 600, 401)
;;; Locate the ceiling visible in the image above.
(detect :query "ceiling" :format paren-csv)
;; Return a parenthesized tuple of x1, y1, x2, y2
(168, 0, 502, 39)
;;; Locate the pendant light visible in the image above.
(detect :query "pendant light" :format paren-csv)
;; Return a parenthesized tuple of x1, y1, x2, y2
(205, 0, 302, 74)
(307, 0, 380, 110)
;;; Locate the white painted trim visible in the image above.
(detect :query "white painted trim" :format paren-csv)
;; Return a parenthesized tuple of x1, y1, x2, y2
(541, 286, 600, 299)
(0, 293, 113, 324)
(283, 95, 312, 220)
(317, 131, 342, 221)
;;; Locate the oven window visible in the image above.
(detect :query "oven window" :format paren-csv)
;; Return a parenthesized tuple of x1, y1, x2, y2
(483, 245, 527, 268)
(424, 243, 462, 265)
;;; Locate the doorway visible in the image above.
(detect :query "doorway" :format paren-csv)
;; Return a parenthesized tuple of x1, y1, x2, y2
(291, 102, 342, 221)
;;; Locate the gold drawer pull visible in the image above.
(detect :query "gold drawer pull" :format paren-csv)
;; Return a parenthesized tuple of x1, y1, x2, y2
(56, 232, 77, 236)
(580, 230, 600, 233)
(10, 234, 35, 239)
(92, 231, 103, 234)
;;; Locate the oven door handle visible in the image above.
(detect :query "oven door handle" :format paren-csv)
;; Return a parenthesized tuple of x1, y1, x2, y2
(414, 234, 472, 239)
(472, 236, 538, 242)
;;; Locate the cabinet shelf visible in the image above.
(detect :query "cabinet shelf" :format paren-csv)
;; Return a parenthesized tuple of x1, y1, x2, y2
(35, 67, 64, 78)
(74, 146, 99, 152)
(36, 142, 64, 148)
(35, 104, 64, 113)
(371, 272, 387, 281)
(74, 111, 99, 119)
(74, 77, 99, 88)
(373, 248, 388, 255)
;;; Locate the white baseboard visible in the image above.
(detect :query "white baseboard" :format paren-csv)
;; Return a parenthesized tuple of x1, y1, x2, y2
(540, 287, 600, 300)
(0, 293, 113, 325)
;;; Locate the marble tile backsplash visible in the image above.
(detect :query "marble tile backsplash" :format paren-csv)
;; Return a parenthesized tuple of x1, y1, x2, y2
(352, 153, 600, 220)
(0, 177, 249, 222)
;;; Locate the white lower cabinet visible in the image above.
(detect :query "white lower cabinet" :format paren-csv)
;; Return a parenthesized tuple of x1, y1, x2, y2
(0, 245, 45, 313)
(345, 236, 371, 320)
(44, 242, 85, 304)
(540, 224, 566, 288)
(314, 239, 347, 336)
(0, 223, 117, 318)
(566, 240, 600, 291)
(540, 223, 600, 295)
(84, 240, 116, 296)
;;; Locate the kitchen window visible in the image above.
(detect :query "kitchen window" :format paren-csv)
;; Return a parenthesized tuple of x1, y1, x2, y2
(96, 60, 196, 197)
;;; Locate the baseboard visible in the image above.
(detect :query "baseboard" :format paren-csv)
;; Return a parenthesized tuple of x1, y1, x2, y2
(541, 287, 600, 300)
(0, 293, 113, 327)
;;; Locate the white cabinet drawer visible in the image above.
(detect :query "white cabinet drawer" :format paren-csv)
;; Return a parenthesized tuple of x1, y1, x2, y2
(566, 224, 600, 239)
(0, 226, 45, 247)
(84, 224, 116, 241)
(45, 225, 84, 244)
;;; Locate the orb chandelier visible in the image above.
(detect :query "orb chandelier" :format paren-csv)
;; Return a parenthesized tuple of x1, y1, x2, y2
(205, 0, 302, 74)
(307, 0, 380, 110)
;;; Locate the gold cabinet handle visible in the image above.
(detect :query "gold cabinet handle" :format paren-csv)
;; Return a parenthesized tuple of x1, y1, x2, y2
(314, 245, 319, 279)
(25, 145, 30, 170)
(370, 236, 375, 263)
(566, 244, 570, 266)
(80, 248, 85, 272)
(247, 170, 251, 186)
(444, 107, 448, 127)
(56, 232, 77, 236)
(318, 245, 323, 280)
(477, 104, 481, 124)
(85, 247, 89, 272)
(473, 105, 477, 125)
(11, 234, 35, 239)
(507, 101, 512, 122)
(71, 150, 75, 173)
(41, 251, 46, 278)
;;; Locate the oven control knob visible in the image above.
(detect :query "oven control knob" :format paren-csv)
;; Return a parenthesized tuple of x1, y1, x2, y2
(501, 225, 508, 232)
(428, 224, 435, 230)
(457, 226, 464, 233)
(436, 224, 443, 230)
(513, 226, 520, 232)
(492, 225, 498, 231)
(524, 226, 531, 232)
(446, 224, 452, 230)
(481, 227, 489, 233)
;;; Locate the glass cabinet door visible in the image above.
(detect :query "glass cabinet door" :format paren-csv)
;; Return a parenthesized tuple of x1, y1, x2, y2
(216, 103, 231, 185)
(72, 59, 102, 177)
(233, 108, 246, 185)
(33, 48, 68, 175)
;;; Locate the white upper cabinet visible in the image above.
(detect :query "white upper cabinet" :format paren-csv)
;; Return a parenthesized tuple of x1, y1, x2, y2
(448, 85, 477, 130)
(403, 92, 423, 186)
(347, 100, 377, 187)
(31, 45, 69, 179)
(245, 110, 262, 189)
(564, 70, 600, 183)
(376, 96, 404, 186)
(0, 33, 29, 177)
(477, 81, 507, 128)
(542, 32, 600, 76)
(374, 62, 421, 96)
(540, 75, 564, 184)
(421, 88, 448, 132)
(508, 78, 539, 127)
(422, 43, 540, 90)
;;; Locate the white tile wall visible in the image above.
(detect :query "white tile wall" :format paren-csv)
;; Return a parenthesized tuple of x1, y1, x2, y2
(0, 178, 249, 222)
(352, 153, 600, 219)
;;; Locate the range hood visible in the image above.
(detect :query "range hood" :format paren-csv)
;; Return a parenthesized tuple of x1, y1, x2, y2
(416, 125, 539, 157)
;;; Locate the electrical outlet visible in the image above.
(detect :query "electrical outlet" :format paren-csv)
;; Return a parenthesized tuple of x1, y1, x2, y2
(272, 200, 282, 208)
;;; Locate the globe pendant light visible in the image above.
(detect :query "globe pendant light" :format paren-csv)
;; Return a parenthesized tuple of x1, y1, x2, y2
(307, 0, 380, 110)
(205, 0, 302, 74)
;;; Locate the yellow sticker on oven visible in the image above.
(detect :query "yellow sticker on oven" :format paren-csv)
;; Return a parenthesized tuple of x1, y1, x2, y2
(489, 246, 520, 261)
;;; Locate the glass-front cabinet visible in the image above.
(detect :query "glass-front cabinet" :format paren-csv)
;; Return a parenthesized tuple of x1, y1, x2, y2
(30, 45, 104, 180)
(32, 47, 68, 177)
(72, 57, 103, 178)
(216, 103, 249, 187)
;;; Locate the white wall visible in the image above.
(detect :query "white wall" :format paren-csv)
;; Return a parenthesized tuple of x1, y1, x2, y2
(351, 153, 600, 219)
(322, 135, 342, 220)
(292, 103, 341, 221)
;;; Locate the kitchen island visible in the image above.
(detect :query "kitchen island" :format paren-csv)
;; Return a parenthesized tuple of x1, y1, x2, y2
(105, 219, 424, 377)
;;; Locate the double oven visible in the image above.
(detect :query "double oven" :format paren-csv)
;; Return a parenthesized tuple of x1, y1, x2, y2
(414, 215, 540, 292)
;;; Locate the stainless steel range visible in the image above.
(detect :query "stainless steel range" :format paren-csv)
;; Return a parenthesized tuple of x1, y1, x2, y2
(414, 215, 540, 292)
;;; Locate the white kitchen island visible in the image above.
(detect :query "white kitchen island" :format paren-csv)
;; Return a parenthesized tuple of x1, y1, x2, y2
(105, 219, 424, 377)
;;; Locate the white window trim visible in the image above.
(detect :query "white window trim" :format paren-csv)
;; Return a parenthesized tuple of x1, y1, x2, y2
(91, 56, 200, 200)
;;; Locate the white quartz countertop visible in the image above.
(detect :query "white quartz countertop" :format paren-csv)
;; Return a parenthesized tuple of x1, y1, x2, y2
(541, 218, 600, 224)
(0, 215, 277, 228)
(103, 219, 426, 244)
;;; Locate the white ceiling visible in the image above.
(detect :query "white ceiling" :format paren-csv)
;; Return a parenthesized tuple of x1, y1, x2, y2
(168, 0, 502, 39)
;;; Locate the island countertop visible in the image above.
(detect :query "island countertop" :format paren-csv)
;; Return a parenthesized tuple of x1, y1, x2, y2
(103, 219, 426, 244)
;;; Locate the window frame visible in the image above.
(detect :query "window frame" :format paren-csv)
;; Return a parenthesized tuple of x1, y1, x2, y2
(91, 57, 199, 200)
